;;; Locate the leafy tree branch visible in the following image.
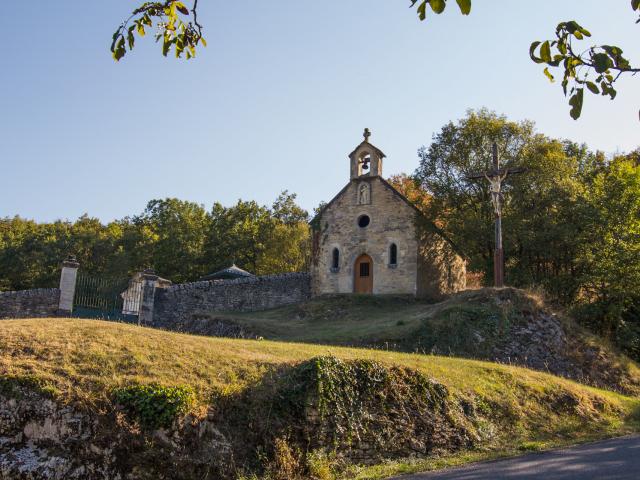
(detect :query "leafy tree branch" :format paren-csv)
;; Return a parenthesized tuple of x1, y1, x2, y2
(407, 0, 640, 119)
(111, 0, 206, 61)
(529, 18, 640, 119)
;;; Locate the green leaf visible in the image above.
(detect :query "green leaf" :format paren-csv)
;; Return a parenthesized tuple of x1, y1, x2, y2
(592, 53, 612, 73)
(110, 30, 122, 53)
(200, 37, 207, 47)
(569, 88, 584, 120)
(557, 40, 567, 55)
(162, 37, 171, 57)
(417, 1, 427, 20)
(112, 36, 126, 61)
(175, 2, 189, 15)
(543, 67, 555, 82)
(429, 0, 446, 14)
(127, 26, 135, 49)
(175, 34, 184, 58)
(586, 81, 599, 94)
(549, 55, 563, 67)
(540, 41, 552, 63)
(579, 27, 591, 37)
(632, 0, 640, 11)
(456, 0, 471, 15)
(602, 45, 622, 57)
(529, 41, 543, 63)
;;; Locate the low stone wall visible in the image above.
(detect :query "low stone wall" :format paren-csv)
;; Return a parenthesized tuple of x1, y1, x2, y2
(0, 289, 60, 319)
(153, 273, 311, 329)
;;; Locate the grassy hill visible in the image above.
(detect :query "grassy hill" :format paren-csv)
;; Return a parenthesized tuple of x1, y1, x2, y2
(180, 288, 640, 396)
(0, 318, 639, 479)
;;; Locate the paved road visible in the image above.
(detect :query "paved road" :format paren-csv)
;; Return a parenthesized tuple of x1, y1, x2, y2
(393, 435, 640, 480)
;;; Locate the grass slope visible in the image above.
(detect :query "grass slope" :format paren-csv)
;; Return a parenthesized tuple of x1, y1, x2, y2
(204, 288, 640, 395)
(212, 294, 432, 345)
(0, 318, 639, 479)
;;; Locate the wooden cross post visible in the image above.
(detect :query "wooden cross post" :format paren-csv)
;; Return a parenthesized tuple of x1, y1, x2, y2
(467, 142, 525, 288)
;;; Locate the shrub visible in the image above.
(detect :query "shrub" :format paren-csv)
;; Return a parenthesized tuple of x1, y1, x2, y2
(113, 384, 195, 429)
(306, 450, 338, 480)
(265, 437, 303, 480)
(0, 375, 58, 399)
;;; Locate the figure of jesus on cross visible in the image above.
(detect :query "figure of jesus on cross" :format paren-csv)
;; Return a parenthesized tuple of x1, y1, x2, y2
(467, 142, 525, 288)
(484, 169, 509, 216)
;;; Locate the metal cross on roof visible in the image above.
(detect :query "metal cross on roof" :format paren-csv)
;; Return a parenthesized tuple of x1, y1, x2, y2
(363, 128, 371, 142)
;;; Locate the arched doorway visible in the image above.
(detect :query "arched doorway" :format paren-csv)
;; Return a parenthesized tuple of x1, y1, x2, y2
(354, 254, 373, 294)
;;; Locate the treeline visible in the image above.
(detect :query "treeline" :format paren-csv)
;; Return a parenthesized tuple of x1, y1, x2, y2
(0, 191, 310, 290)
(411, 109, 640, 358)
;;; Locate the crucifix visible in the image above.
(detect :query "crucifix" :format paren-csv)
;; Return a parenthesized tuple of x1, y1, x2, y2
(467, 142, 525, 288)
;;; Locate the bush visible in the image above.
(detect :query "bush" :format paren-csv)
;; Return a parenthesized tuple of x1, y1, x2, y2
(265, 437, 303, 480)
(113, 384, 195, 429)
(574, 298, 640, 362)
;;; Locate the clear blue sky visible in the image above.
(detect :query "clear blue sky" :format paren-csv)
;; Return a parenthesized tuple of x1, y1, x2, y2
(1, 1, 638, 222)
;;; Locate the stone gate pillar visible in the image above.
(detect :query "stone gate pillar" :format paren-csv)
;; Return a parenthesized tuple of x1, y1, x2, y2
(58, 255, 80, 316)
(138, 269, 159, 327)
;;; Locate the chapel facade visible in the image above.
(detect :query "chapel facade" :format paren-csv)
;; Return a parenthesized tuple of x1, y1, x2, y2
(310, 130, 466, 299)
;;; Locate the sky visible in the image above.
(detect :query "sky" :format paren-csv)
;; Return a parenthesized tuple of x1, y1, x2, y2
(1, 1, 639, 222)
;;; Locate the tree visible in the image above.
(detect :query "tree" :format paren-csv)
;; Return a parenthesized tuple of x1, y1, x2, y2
(206, 193, 310, 276)
(112, 1, 639, 119)
(414, 109, 591, 297)
(387, 174, 432, 215)
(271, 191, 309, 225)
(576, 157, 640, 343)
(206, 200, 274, 275)
(135, 198, 211, 282)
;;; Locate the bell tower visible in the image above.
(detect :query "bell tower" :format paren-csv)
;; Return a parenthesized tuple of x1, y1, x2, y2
(349, 128, 385, 180)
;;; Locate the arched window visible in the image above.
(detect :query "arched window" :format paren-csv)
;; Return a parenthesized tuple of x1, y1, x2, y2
(331, 248, 340, 270)
(389, 243, 398, 266)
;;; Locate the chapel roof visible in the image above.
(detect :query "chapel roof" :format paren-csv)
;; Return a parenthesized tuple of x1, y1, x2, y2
(348, 140, 386, 160)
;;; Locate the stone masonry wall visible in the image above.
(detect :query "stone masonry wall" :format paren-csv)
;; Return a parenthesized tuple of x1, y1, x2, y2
(417, 228, 467, 301)
(0, 289, 60, 319)
(311, 177, 420, 296)
(153, 273, 311, 329)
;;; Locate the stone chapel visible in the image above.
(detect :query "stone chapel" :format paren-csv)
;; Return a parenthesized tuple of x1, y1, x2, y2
(310, 130, 466, 299)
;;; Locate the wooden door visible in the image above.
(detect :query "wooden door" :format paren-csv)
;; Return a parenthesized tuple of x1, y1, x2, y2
(354, 254, 373, 294)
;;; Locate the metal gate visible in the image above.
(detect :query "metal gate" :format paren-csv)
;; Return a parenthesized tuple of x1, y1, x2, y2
(73, 274, 142, 322)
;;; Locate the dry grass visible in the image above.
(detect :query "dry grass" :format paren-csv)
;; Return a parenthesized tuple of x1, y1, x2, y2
(0, 318, 636, 410)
